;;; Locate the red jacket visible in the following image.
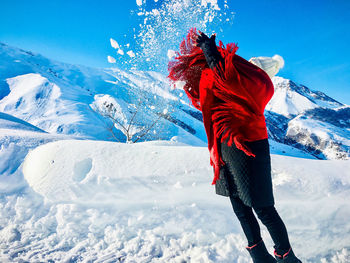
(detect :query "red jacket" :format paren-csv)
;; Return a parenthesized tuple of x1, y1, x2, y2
(168, 29, 274, 184)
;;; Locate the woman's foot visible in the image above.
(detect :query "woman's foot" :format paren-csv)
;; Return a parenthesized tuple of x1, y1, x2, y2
(246, 240, 277, 263)
(274, 248, 302, 262)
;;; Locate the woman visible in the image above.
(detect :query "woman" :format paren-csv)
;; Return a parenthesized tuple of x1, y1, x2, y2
(168, 29, 302, 263)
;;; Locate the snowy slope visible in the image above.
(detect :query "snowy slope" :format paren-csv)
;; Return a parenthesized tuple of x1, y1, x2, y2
(0, 42, 206, 145)
(0, 139, 348, 262)
(0, 112, 44, 132)
(267, 77, 343, 117)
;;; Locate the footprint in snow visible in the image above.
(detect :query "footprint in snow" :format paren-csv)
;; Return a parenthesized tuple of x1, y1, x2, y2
(73, 158, 92, 182)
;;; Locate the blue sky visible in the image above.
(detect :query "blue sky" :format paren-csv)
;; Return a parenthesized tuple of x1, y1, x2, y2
(1, 0, 349, 104)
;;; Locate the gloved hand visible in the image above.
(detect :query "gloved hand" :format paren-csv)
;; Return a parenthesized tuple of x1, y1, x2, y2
(195, 31, 223, 70)
(196, 32, 216, 49)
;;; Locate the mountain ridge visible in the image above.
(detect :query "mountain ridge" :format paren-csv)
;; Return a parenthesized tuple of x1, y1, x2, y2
(0, 42, 348, 159)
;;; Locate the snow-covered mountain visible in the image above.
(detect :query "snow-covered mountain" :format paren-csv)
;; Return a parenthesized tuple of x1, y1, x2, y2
(0, 42, 206, 146)
(266, 76, 342, 117)
(0, 42, 349, 159)
(266, 77, 349, 160)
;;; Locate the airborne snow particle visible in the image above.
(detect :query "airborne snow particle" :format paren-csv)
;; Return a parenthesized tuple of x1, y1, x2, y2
(110, 38, 119, 49)
(167, 50, 177, 60)
(127, 50, 136, 58)
(201, 0, 220, 10)
(107, 56, 116, 63)
(152, 9, 160, 16)
(174, 81, 185, 90)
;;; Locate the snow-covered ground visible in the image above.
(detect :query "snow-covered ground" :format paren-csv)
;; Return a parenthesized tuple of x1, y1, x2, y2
(1, 129, 349, 262)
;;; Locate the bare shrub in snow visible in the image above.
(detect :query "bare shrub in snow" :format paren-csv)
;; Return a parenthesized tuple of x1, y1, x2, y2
(90, 94, 162, 143)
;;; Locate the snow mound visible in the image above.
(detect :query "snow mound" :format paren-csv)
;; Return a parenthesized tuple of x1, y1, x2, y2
(0, 112, 76, 193)
(23, 140, 210, 203)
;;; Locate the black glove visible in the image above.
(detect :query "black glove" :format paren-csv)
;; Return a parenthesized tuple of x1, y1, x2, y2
(196, 32, 224, 70)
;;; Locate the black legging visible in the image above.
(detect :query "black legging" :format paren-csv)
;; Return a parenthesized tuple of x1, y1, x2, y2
(230, 195, 291, 254)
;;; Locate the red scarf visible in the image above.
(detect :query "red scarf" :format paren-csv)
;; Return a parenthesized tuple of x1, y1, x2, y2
(168, 28, 274, 185)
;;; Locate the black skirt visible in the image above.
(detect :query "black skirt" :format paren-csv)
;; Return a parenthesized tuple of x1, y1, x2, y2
(215, 138, 275, 208)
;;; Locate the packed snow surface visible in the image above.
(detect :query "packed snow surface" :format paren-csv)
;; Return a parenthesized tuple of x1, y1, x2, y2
(1, 139, 349, 262)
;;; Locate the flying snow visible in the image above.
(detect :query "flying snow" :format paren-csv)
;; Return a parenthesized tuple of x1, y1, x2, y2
(109, 0, 234, 72)
(107, 55, 116, 63)
(127, 50, 136, 58)
(110, 38, 120, 49)
(167, 49, 177, 60)
(136, 0, 143, 7)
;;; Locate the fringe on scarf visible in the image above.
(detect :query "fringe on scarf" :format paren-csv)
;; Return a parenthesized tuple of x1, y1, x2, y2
(211, 46, 257, 159)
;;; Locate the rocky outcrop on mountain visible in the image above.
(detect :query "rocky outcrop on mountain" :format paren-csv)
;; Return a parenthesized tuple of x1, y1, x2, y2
(284, 107, 350, 159)
(265, 77, 349, 159)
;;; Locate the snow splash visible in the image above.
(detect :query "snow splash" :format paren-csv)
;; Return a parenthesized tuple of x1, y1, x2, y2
(108, 0, 234, 72)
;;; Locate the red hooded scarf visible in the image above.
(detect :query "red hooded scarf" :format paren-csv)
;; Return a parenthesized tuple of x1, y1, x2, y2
(168, 28, 274, 185)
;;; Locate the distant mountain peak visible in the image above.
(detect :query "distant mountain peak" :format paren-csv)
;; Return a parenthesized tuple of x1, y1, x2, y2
(267, 76, 344, 117)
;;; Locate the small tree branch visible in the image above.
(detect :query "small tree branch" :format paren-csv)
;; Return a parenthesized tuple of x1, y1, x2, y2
(133, 114, 162, 143)
(106, 125, 121, 142)
(126, 100, 142, 134)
